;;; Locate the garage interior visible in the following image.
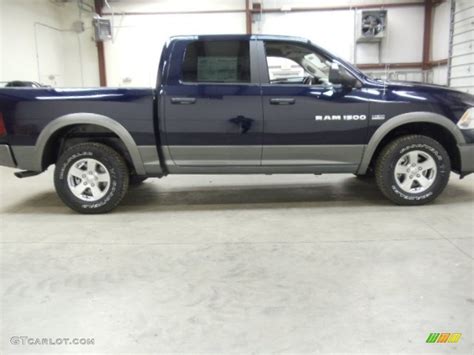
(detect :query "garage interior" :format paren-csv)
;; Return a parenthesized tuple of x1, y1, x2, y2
(0, 0, 473, 354)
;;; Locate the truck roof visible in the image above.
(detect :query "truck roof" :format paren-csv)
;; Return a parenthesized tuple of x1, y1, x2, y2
(168, 34, 310, 43)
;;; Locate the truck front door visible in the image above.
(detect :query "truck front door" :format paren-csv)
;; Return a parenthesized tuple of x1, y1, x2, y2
(259, 40, 370, 171)
(163, 38, 263, 167)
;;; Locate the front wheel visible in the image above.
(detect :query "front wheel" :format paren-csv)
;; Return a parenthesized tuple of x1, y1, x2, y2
(54, 142, 129, 214)
(375, 135, 450, 205)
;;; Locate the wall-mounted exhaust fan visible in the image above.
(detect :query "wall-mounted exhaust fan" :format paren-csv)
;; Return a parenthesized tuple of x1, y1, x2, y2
(93, 17, 112, 42)
(357, 10, 387, 42)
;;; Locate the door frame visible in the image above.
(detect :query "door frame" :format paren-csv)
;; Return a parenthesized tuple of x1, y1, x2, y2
(255, 38, 368, 170)
(162, 36, 265, 171)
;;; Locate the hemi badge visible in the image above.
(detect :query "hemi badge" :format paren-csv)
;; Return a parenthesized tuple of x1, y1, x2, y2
(371, 114, 386, 120)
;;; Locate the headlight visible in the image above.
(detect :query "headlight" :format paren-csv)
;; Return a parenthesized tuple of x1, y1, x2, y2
(458, 107, 474, 129)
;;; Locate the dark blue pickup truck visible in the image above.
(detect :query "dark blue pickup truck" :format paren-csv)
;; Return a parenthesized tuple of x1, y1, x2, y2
(0, 35, 473, 213)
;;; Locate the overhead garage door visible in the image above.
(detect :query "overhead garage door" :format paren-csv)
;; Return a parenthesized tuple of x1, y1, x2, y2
(448, 0, 474, 94)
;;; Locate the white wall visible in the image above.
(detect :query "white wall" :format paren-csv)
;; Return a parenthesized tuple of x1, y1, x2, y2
(1, 0, 62, 85)
(0, 0, 455, 88)
(0, 0, 99, 87)
(102, 0, 438, 87)
(256, 10, 355, 61)
(105, 0, 244, 12)
(256, 6, 425, 65)
(366, 1, 451, 85)
(60, 1, 101, 87)
(103, 12, 246, 87)
(257, 0, 422, 8)
(432, 1, 450, 61)
(0, 0, 3, 81)
(261, 0, 451, 87)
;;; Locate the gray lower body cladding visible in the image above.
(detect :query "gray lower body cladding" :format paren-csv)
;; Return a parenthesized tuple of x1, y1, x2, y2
(163, 145, 364, 174)
(4, 143, 473, 176)
(7, 145, 164, 177)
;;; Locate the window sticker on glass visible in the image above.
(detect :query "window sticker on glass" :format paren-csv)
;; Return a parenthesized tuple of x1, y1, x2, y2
(197, 57, 238, 82)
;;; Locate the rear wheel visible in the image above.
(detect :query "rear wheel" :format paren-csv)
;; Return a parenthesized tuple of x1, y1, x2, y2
(54, 142, 129, 213)
(375, 135, 450, 205)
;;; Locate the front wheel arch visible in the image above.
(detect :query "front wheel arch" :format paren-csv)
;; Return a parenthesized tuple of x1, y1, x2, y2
(358, 113, 463, 175)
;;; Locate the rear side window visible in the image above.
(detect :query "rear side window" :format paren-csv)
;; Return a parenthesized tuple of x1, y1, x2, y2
(182, 40, 250, 83)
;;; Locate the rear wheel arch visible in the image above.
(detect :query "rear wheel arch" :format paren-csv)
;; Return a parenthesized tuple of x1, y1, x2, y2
(358, 112, 464, 174)
(36, 113, 146, 175)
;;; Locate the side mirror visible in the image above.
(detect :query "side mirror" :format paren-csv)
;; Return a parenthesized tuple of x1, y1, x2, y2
(329, 63, 358, 88)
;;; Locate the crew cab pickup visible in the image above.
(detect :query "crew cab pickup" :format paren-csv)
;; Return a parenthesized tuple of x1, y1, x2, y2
(0, 35, 473, 213)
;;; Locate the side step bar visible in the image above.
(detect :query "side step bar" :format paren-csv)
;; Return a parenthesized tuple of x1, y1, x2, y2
(14, 170, 41, 178)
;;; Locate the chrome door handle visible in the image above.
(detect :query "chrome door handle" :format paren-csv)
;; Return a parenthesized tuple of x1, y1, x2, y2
(170, 97, 196, 104)
(270, 98, 295, 105)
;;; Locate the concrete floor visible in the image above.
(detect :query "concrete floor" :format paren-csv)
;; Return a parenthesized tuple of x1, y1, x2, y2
(0, 166, 472, 354)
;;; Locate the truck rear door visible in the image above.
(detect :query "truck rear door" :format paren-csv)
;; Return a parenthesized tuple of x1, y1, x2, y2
(163, 37, 263, 167)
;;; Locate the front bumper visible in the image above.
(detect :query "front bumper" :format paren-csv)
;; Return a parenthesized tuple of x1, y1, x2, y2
(0, 144, 16, 168)
(458, 144, 474, 174)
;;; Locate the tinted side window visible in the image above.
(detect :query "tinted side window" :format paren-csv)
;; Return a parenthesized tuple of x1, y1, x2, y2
(182, 40, 250, 83)
(264, 41, 333, 86)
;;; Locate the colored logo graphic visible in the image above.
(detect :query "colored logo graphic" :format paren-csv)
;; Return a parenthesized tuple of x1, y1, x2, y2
(426, 333, 462, 343)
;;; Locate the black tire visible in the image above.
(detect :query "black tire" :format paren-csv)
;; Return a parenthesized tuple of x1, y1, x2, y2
(375, 135, 450, 205)
(129, 175, 148, 186)
(54, 142, 129, 214)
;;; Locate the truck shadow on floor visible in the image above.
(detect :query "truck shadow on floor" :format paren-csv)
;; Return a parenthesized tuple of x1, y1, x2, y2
(2, 176, 473, 214)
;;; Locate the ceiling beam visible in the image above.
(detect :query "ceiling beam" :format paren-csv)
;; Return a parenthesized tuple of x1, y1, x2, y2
(102, 1, 425, 17)
(357, 59, 448, 70)
(251, 1, 424, 13)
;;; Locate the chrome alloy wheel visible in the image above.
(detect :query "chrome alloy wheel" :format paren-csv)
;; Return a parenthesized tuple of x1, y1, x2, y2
(67, 158, 111, 201)
(394, 150, 437, 193)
